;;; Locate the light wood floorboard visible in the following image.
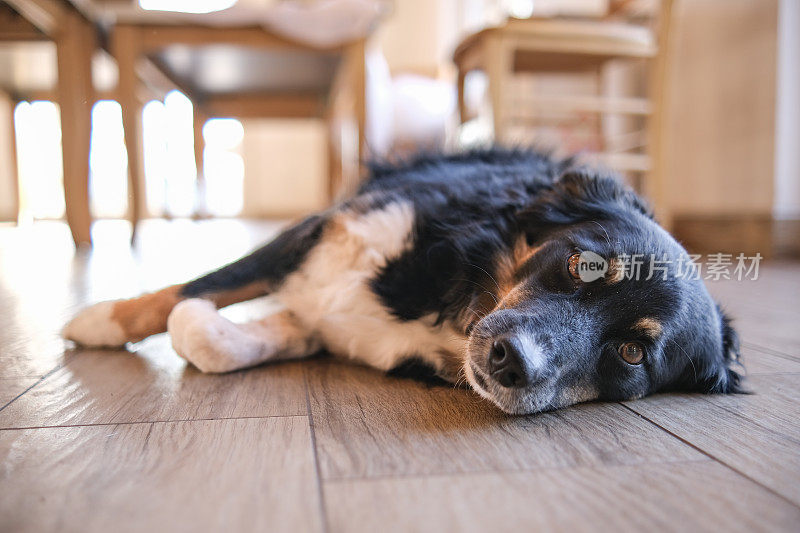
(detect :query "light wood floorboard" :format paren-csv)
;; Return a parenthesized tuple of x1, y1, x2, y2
(0, 417, 323, 533)
(307, 359, 702, 480)
(0, 337, 308, 428)
(324, 461, 800, 533)
(0, 378, 39, 409)
(624, 393, 800, 505)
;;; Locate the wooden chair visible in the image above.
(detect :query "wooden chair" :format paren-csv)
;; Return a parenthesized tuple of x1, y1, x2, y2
(110, 22, 369, 239)
(453, 0, 675, 226)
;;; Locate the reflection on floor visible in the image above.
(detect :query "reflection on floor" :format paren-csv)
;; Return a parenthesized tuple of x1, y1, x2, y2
(1, 220, 799, 532)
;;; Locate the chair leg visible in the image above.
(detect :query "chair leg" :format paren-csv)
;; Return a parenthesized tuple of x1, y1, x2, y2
(347, 39, 367, 181)
(192, 108, 208, 219)
(55, 11, 94, 247)
(486, 34, 512, 144)
(113, 25, 146, 242)
(457, 69, 467, 125)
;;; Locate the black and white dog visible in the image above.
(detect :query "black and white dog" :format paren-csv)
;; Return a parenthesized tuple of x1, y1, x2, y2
(63, 149, 744, 414)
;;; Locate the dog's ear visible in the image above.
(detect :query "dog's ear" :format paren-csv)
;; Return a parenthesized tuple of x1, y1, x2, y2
(518, 169, 652, 238)
(671, 305, 747, 395)
(708, 307, 746, 394)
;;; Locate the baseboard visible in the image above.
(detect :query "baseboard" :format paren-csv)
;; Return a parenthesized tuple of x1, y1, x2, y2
(773, 218, 800, 258)
(671, 214, 775, 258)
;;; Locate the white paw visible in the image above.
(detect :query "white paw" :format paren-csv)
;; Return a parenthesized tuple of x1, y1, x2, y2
(62, 301, 128, 347)
(167, 299, 262, 373)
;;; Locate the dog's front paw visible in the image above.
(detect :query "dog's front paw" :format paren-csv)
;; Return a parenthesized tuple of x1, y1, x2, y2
(62, 301, 128, 347)
(167, 298, 260, 373)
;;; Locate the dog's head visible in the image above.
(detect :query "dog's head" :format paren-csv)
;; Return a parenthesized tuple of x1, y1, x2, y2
(464, 170, 745, 414)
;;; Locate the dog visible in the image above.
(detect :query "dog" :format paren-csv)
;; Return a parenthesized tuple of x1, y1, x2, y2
(63, 149, 744, 414)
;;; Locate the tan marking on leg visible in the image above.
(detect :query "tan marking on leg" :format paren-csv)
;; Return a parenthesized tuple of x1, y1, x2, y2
(633, 317, 663, 339)
(108, 281, 270, 343)
(110, 285, 186, 342)
(206, 281, 270, 308)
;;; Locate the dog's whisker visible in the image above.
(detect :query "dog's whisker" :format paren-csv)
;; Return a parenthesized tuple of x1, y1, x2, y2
(590, 220, 613, 248)
(669, 338, 698, 382)
(465, 262, 502, 292)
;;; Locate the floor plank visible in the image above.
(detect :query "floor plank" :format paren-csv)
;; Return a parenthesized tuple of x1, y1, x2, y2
(0, 378, 39, 408)
(0, 416, 322, 533)
(0, 336, 308, 428)
(324, 461, 800, 533)
(705, 373, 800, 442)
(307, 359, 702, 480)
(708, 266, 800, 357)
(624, 393, 800, 505)
(742, 345, 800, 374)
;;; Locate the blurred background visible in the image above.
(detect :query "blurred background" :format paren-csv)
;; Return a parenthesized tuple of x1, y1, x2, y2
(0, 0, 797, 257)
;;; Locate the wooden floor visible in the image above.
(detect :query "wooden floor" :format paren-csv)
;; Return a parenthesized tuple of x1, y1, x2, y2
(1, 220, 799, 532)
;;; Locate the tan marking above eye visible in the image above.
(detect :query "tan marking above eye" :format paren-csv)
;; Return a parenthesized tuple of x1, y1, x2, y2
(633, 317, 663, 338)
(618, 342, 645, 365)
(567, 253, 582, 280)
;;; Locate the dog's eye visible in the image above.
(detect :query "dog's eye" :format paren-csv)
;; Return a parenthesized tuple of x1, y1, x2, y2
(567, 253, 582, 280)
(618, 342, 645, 365)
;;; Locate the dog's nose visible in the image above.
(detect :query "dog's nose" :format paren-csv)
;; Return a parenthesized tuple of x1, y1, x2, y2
(488, 336, 531, 388)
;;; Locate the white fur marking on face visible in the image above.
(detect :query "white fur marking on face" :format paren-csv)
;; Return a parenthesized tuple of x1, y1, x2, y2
(277, 202, 468, 373)
(518, 335, 546, 370)
(62, 300, 128, 347)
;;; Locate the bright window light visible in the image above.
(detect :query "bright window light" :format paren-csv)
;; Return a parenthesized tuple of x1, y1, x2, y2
(204, 149, 244, 216)
(143, 100, 168, 216)
(139, 0, 237, 14)
(203, 118, 244, 151)
(14, 101, 65, 220)
(90, 101, 128, 218)
(507, 0, 534, 19)
(202, 118, 244, 217)
(142, 90, 197, 217)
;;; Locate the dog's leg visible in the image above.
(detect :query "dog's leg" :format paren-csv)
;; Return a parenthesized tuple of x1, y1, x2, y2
(62, 214, 327, 347)
(167, 299, 320, 373)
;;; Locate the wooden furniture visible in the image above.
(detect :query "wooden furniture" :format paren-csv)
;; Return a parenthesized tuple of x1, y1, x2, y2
(110, 22, 369, 237)
(2, 0, 372, 245)
(3, 0, 97, 245)
(454, 0, 675, 225)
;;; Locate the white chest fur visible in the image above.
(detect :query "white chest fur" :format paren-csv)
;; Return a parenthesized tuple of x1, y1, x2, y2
(276, 203, 467, 372)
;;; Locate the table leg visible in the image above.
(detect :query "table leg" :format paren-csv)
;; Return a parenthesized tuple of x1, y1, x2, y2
(113, 25, 146, 241)
(55, 10, 94, 246)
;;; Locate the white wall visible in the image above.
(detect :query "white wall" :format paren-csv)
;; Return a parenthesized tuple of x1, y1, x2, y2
(665, 0, 778, 215)
(774, 0, 800, 220)
(239, 118, 328, 218)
